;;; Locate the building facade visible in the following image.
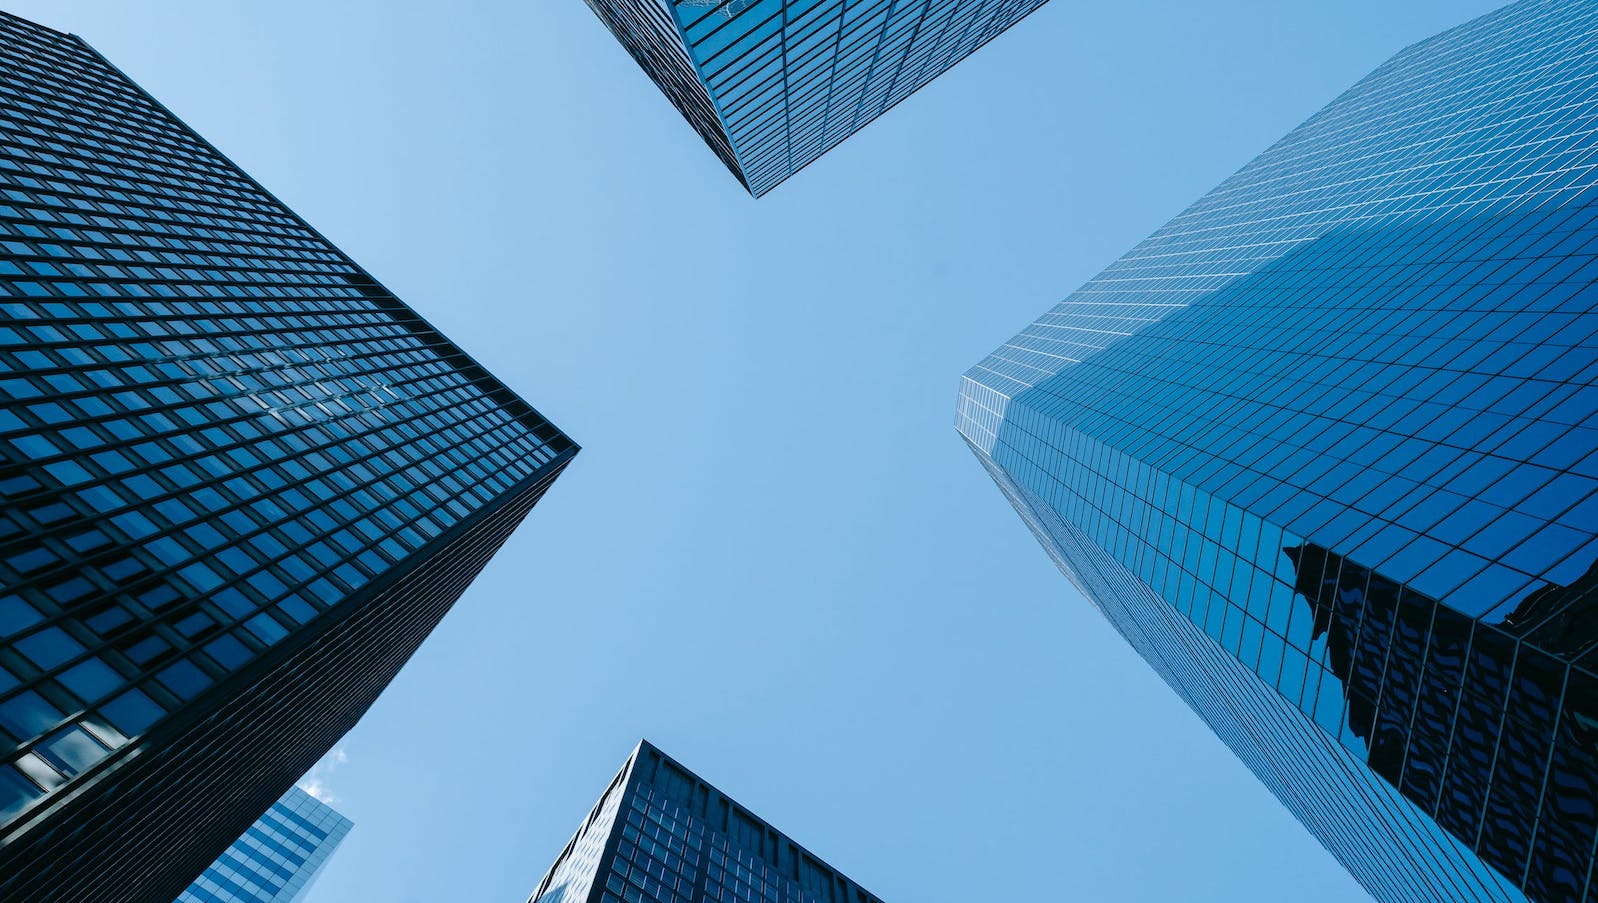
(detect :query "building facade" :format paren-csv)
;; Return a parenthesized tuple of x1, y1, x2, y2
(0, 11, 576, 901)
(958, 1, 1598, 901)
(529, 740, 884, 903)
(580, 0, 1052, 196)
(177, 786, 352, 903)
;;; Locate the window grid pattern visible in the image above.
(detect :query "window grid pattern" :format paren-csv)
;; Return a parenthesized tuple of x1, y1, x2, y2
(959, 2, 1598, 901)
(976, 453, 1529, 903)
(529, 741, 885, 903)
(582, 0, 1052, 196)
(0, 10, 574, 841)
(177, 786, 352, 903)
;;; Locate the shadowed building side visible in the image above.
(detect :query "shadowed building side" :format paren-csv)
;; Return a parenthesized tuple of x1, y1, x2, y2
(1287, 544, 1598, 902)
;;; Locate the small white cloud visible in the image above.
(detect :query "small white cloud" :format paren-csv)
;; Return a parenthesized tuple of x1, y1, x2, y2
(297, 745, 350, 804)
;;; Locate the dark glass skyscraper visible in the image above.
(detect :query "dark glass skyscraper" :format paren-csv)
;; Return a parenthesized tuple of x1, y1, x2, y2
(581, 0, 1052, 196)
(0, 11, 576, 901)
(959, 2, 1597, 901)
(529, 740, 883, 903)
(177, 786, 352, 903)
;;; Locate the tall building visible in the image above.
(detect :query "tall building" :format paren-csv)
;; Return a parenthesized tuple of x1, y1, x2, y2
(0, 10, 576, 902)
(580, 0, 1052, 196)
(177, 786, 352, 903)
(528, 740, 884, 903)
(957, 2, 1598, 902)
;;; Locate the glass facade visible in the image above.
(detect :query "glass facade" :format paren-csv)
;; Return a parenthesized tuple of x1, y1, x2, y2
(958, 1, 1598, 902)
(529, 740, 884, 903)
(580, 0, 1053, 196)
(177, 786, 353, 903)
(0, 10, 576, 901)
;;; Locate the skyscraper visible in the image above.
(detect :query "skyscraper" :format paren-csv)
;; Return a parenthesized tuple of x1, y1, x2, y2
(177, 786, 352, 903)
(0, 11, 576, 901)
(580, 0, 1053, 196)
(957, 1, 1597, 901)
(529, 740, 884, 903)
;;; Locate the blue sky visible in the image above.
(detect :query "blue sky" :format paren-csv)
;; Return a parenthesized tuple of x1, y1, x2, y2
(10, 2, 1508, 900)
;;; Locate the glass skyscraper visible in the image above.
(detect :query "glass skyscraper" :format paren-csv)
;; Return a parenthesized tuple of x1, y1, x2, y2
(580, 0, 1052, 196)
(0, 10, 576, 901)
(177, 786, 352, 903)
(529, 740, 884, 903)
(958, 1, 1597, 902)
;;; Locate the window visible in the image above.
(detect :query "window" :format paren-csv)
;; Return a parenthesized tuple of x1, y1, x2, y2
(0, 691, 64, 741)
(57, 657, 122, 704)
(0, 595, 42, 638)
(35, 726, 109, 775)
(15, 626, 85, 670)
(98, 688, 163, 736)
(155, 659, 210, 700)
(0, 766, 43, 821)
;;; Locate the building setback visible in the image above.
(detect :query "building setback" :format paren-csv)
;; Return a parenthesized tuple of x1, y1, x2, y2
(580, 0, 1053, 196)
(0, 11, 576, 901)
(957, 1, 1597, 901)
(529, 740, 884, 903)
(177, 786, 352, 903)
